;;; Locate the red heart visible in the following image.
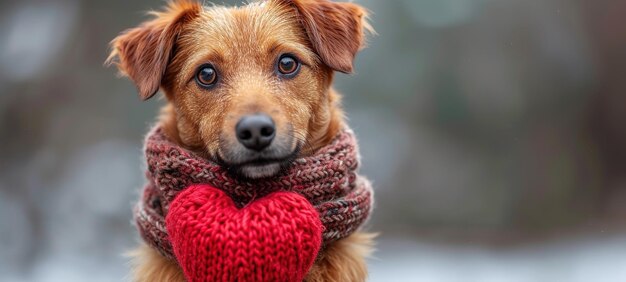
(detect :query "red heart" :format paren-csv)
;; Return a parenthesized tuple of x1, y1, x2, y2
(166, 184, 323, 282)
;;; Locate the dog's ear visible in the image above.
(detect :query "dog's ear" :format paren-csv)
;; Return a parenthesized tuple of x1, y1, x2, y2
(272, 0, 372, 73)
(106, 0, 201, 100)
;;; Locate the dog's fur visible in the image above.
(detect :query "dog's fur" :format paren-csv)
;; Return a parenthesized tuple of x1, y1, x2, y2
(108, 0, 374, 280)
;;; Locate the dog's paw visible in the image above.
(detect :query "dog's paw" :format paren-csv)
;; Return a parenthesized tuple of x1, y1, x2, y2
(166, 184, 322, 282)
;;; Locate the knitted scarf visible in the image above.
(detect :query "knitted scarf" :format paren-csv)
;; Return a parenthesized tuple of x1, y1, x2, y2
(135, 125, 374, 261)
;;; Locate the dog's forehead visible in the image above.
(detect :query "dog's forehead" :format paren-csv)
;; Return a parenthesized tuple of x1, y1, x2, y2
(184, 4, 308, 57)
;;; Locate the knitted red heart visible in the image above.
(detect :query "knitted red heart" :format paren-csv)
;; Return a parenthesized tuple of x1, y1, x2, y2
(166, 184, 323, 282)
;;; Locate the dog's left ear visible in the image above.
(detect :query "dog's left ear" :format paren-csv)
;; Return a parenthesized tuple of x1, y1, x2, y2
(273, 0, 372, 73)
(106, 0, 201, 100)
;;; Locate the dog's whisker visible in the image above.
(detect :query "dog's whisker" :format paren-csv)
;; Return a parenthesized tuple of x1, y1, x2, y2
(285, 132, 315, 154)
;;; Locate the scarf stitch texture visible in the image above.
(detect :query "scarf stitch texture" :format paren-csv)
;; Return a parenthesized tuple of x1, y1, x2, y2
(135, 125, 374, 260)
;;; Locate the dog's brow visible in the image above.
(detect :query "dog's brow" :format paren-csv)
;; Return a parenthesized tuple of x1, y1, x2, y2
(267, 42, 314, 66)
(180, 50, 226, 81)
(196, 52, 225, 65)
(267, 42, 283, 55)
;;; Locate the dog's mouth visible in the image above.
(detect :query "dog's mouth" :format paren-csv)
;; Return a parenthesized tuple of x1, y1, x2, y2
(215, 143, 301, 180)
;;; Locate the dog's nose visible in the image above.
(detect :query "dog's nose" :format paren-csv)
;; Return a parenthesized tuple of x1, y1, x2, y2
(236, 114, 276, 151)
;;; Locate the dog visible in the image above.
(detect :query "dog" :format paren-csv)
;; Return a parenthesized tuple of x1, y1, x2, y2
(108, 0, 374, 281)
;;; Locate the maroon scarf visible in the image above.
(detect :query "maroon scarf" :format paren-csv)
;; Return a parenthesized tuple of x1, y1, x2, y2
(135, 125, 374, 259)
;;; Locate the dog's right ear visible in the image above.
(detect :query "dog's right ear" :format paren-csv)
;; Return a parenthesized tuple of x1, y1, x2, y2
(106, 0, 201, 100)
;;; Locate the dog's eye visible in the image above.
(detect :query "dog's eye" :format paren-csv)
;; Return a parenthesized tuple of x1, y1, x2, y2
(196, 65, 217, 87)
(277, 55, 300, 77)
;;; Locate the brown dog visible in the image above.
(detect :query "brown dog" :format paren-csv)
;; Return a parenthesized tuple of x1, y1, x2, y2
(108, 0, 374, 281)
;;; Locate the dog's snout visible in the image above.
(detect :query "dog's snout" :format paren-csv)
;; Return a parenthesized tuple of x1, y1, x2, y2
(236, 114, 276, 151)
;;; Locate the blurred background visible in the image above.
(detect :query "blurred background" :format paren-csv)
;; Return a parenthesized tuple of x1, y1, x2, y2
(1, 0, 626, 281)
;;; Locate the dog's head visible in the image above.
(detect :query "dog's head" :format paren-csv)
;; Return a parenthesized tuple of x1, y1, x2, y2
(108, 0, 370, 179)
